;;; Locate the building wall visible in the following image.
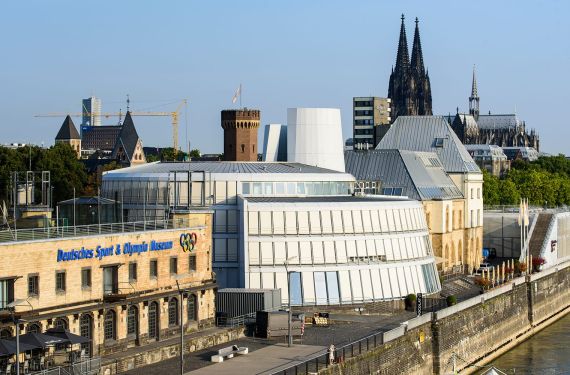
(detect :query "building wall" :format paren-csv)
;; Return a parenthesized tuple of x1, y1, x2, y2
(221, 109, 260, 162)
(0, 213, 215, 356)
(240, 198, 441, 305)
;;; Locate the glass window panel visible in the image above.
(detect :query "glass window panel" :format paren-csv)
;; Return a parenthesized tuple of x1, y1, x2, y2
(350, 270, 363, 301)
(301, 272, 315, 304)
(322, 182, 331, 195)
(360, 269, 373, 301)
(275, 183, 285, 195)
(314, 272, 328, 305)
(227, 181, 237, 204)
(242, 182, 251, 195)
(264, 183, 273, 195)
(227, 210, 238, 233)
(380, 269, 392, 299)
(248, 211, 259, 235)
(272, 211, 285, 235)
(289, 272, 303, 305)
(275, 272, 288, 304)
(227, 239, 238, 262)
(312, 241, 325, 264)
(388, 268, 400, 297)
(399, 238, 407, 259)
(366, 239, 377, 257)
(371, 269, 383, 300)
(326, 272, 340, 304)
(249, 242, 260, 265)
(296, 182, 305, 195)
(253, 182, 262, 195)
(215, 210, 226, 233)
(396, 267, 407, 296)
(309, 211, 321, 235)
(287, 182, 296, 194)
(214, 239, 227, 262)
(375, 239, 385, 258)
(215, 181, 226, 204)
(285, 211, 297, 234)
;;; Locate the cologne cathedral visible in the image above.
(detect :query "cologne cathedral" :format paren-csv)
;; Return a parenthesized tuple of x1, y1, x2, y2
(388, 15, 432, 120)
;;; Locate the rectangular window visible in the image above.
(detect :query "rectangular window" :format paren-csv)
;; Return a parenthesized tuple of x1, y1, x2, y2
(56, 271, 66, 292)
(129, 262, 137, 282)
(150, 260, 158, 278)
(28, 275, 39, 297)
(170, 257, 178, 275)
(189, 255, 197, 271)
(81, 268, 91, 288)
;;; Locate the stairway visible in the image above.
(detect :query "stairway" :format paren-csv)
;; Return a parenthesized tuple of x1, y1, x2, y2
(528, 213, 554, 258)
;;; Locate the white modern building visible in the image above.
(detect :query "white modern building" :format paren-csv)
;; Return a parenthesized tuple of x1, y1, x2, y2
(287, 108, 345, 172)
(262, 124, 287, 162)
(102, 161, 441, 305)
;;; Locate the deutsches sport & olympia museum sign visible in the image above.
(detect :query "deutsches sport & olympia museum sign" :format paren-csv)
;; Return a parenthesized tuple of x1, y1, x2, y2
(56, 232, 198, 262)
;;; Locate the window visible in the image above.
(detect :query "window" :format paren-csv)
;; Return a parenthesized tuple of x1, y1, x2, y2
(168, 298, 179, 326)
(104, 310, 116, 340)
(81, 268, 91, 288)
(129, 262, 137, 282)
(0, 279, 13, 309)
(170, 257, 178, 275)
(434, 138, 445, 148)
(56, 271, 66, 292)
(150, 260, 158, 278)
(187, 294, 197, 321)
(79, 314, 92, 356)
(0, 328, 11, 339)
(28, 275, 39, 297)
(189, 255, 197, 272)
(27, 323, 41, 334)
(54, 318, 67, 330)
(127, 306, 138, 336)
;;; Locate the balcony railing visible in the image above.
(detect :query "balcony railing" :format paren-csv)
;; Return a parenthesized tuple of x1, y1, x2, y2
(0, 218, 196, 244)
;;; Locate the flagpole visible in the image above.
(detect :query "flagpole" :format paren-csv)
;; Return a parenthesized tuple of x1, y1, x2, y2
(240, 83, 242, 108)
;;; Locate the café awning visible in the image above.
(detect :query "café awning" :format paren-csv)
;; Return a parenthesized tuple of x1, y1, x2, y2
(45, 328, 90, 345)
(0, 339, 37, 356)
(9, 332, 68, 349)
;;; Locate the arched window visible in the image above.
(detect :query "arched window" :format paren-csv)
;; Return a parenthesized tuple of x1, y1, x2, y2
(168, 298, 179, 326)
(241, 144, 245, 153)
(27, 323, 41, 334)
(127, 305, 138, 337)
(79, 314, 92, 356)
(148, 302, 159, 340)
(54, 318, 67, 330)
(104, 310, 116, 341)
(0, 328, 12, 339)
(187, 294, 198, 322)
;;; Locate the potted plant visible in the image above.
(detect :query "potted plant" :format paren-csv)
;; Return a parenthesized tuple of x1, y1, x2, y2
(532, 257, 546, 272)
(519, 262, 528, 275)
(446, 295, 457, 307)
(474, 277, 491, 292)
(505, 266, 514, 279)
(405, 294, 417, 311)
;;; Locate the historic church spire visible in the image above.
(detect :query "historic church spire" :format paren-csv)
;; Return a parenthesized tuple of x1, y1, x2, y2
(410, 17, 425, 74)
(395, 14, 410, 71)
(469, 65, 480, 120)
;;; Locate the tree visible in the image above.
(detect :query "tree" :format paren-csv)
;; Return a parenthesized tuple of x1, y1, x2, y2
(498, 179, 520, 205)
(482, 169, 499, 206)
(189, 149, 201, 158)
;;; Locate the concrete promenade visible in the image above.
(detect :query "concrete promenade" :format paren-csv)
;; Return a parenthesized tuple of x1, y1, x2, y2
(186, 343, 326, 375)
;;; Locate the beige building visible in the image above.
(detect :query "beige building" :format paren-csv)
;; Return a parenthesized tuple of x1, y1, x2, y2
(0, 211, 215, 357)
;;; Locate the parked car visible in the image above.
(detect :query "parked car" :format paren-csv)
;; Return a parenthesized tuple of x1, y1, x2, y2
(475, 262, 494, 275)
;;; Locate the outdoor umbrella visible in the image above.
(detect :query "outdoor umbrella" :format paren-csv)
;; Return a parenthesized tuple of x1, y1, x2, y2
(45, 328, 90, 345)
(0, 339, 37, 356)
(9, 332, 68, 349)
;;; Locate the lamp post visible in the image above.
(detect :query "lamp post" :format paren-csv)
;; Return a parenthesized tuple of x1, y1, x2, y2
(174, 274, 190, 375)
(7, 299, 32, 375)
(283, 256, 297, 348)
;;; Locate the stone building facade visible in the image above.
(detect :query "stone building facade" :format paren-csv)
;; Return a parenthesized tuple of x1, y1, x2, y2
(221, 109, 260, 161)
(0, 211, 215, 357)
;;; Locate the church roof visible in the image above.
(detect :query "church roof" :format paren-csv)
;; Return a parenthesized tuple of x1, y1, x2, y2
(345, 149, 463, 201)
(112, 112, 142, 163)
(55, 115, 80, 140)
(476, 114, 522, 129)
(376, 116, 480, 174)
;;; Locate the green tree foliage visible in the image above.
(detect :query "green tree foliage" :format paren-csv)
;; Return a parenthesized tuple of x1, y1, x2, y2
(189, 149, 201, 158)
(484, 155, 570, 207)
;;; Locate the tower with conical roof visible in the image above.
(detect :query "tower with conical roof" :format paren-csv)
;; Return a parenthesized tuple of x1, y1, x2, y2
(55, 115, 81, 158)
(111, 111, 146, 166)
(469, 65, 480, 120)
(387, 15, 432, 120)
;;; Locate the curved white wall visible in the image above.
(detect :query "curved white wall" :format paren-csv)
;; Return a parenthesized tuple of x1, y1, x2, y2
(287, 108, 345, 172)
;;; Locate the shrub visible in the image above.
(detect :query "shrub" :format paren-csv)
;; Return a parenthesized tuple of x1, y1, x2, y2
(532, 257, 546, 266)
(505, 267, 514, 274)
(474, 277, 492, 288)
(405, 294, 417, 310)
(446, 295, 457, 307)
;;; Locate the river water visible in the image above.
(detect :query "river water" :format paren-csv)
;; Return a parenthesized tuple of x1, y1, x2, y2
(491, 313, 570, 374)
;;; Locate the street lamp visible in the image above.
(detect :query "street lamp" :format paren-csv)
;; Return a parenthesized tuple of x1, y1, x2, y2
(174, 274, 191, 375)
(283, 256, 297, 348)
(7, 299, 32, 375)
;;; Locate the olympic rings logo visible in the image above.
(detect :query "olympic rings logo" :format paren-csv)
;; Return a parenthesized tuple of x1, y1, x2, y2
(179, 233, 198, 252)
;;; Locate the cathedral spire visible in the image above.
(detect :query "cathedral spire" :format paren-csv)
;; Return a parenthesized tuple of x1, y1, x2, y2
(469, 65, 480, 120)
(395, 14, 410, 71)
(410, 17, 425, 74)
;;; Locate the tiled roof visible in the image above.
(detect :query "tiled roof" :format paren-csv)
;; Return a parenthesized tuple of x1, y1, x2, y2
(55, 116, 80, 140)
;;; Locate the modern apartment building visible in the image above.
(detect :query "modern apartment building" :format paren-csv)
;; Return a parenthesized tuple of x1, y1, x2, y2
(352, 97, 391, 149)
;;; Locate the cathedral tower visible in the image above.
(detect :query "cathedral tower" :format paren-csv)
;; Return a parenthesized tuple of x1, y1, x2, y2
(388, 15, 432, 121)
(469, 65, 480, 120)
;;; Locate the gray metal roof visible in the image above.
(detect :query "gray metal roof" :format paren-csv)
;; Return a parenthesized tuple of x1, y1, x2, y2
(376, 116, 480, 174)
(476, 114, 522, 129)
(243, 195, 413, 203)
(345, 150, 463, 201)
(105, 161, 345, 175)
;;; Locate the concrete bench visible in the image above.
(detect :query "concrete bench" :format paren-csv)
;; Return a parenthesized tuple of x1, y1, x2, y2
(211, 345, 249, 363)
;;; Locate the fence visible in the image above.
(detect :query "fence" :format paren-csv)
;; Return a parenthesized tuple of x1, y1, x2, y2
(30, 357, 101, 375)
(0, 218, 197, 243)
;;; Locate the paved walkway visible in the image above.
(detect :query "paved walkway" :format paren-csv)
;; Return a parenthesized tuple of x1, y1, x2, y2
(186, 343, 326, 375)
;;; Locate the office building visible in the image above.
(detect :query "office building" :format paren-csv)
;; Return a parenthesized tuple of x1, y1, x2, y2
(352, 97, 391, 148)
(82, 97, 102, 127)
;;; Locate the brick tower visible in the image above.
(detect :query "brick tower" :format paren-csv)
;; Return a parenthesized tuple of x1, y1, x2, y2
(221, 108, 260, 161)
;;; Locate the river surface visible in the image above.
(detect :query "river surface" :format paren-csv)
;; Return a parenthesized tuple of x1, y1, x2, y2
(491, 313, 570, 374)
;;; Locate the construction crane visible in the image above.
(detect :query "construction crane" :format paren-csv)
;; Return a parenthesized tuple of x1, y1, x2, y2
(35, 99, 188, 153)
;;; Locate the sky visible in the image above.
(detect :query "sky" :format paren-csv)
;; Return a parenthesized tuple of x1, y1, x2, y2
(1, 0, 569, 154)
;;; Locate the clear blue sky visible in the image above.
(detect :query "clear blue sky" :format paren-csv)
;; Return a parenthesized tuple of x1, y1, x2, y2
(1, 0, 568, 154)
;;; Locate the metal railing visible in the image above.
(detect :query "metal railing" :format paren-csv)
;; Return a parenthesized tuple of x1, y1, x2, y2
(0, 219, 195, 244)
(30, 357, 101, 375)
